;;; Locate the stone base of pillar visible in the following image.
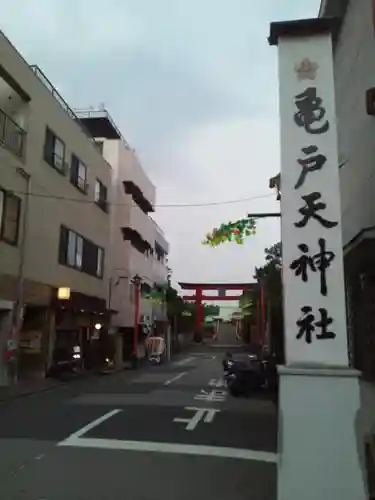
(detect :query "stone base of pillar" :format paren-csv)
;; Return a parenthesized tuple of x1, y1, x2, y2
(277, 365, 367, 500)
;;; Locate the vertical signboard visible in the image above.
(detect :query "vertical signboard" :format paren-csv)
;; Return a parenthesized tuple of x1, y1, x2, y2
(275, 23, 348, 366)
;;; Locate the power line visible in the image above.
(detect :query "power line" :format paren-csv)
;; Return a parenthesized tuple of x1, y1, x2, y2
(157, 193, 273, 208)
(1, 160, 274, 208)
(6, 187, 274, 209)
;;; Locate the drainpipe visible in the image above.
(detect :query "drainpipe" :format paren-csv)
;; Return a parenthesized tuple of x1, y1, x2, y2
(10, 168, 31, 383)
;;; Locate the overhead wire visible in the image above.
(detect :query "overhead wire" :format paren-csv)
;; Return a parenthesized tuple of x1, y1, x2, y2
(0, 160, 275, 209)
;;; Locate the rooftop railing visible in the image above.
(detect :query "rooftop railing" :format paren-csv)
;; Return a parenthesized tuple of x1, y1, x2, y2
(30, 64, 94, 141)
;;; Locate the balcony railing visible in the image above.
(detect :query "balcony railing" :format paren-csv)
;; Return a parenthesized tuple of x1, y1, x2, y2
(0, 107, 26, 157)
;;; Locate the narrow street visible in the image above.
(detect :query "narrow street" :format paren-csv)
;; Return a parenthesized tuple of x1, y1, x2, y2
(0, 331, 277, 499)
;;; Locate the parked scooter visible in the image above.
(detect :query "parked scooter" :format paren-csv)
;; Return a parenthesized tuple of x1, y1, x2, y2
(223, 352, 277, 397)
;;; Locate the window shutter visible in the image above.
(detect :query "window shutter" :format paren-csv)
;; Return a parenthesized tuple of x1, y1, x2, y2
(70, 154, 79, 183)
(44, 128, 54, 164)
(58, 226, 68, 264)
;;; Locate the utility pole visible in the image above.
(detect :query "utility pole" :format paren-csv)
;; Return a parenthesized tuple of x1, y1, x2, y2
(131, 274, 142, 369)
(9, 167, 31, 384)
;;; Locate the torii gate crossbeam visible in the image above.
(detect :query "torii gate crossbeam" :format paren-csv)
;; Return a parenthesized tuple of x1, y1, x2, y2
(179, 282, 258, 337)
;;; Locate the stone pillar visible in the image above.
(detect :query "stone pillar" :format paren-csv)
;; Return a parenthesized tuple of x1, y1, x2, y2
(268, 18, 367, 500)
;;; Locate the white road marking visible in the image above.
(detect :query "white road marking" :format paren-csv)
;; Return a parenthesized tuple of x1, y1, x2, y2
(173, 406, 221, 430)
(34, 454, 45, 460)
(194, 389, 227, 402)
(209, 378, 226, 388)
(164, 372, 187, 386)
(202, 408, 219, 423)
(58, 437, 277, 462)
(173, 356, 195, 366)
(60, 409, 121, 442)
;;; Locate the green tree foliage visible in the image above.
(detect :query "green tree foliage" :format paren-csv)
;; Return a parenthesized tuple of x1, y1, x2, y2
(254, 242, 282, 301)
(254, 241, 284, 360)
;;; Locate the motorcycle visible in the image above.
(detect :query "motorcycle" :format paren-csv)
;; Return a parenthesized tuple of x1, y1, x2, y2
(223, 352, 276, 397)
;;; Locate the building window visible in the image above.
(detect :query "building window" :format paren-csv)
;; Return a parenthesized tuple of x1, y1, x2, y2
(70, 154, 87, 192)
(44, 128, 66, 173)
(76, 236, 83, 269)
(94, 179, 108, 212)
(0, 189, 21, 245)
(66, 230, 83, 269)
(59, 225, 104, 279)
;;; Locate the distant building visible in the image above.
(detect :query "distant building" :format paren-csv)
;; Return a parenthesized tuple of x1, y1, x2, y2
(76, 109, 169, 330)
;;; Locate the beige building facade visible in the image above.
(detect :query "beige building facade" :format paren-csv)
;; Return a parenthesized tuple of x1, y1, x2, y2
(0, 31, 113, 384)
(77, 110, 170, 332)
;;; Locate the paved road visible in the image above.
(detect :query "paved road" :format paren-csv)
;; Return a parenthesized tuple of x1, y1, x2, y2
(215, 321, 241, 347)
(0, 345, 277, 499)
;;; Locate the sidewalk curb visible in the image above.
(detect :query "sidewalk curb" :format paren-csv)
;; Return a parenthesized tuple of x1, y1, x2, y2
(0, 344, 195, 404)
(0, 379, 65, 404)
(0, 366, 125, 404)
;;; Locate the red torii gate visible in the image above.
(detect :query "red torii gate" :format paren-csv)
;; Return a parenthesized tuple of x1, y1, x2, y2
(178, 282, 262, 339)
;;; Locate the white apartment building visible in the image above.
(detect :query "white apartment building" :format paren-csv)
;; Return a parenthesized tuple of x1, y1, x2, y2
(0, 32, 113, 384)
(151, 218, 170, 321)
(77, 110, 170, 331)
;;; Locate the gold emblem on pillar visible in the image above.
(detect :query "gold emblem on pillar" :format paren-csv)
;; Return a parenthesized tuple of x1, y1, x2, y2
(295, 58, 318, 80)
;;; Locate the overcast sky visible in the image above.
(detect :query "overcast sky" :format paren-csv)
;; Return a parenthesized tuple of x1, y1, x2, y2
(2, 0, 320, 291)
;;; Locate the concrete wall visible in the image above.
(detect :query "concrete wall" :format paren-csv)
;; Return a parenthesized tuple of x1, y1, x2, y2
(102, 139, 157, 327)
(328, 2, 375, 489)
(0, 31, 111, 301)
(120, 145, 156, 208)
(333, 0, 375, 245)
(153, 258, 169, 287)
(151, 218, 169, 254)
